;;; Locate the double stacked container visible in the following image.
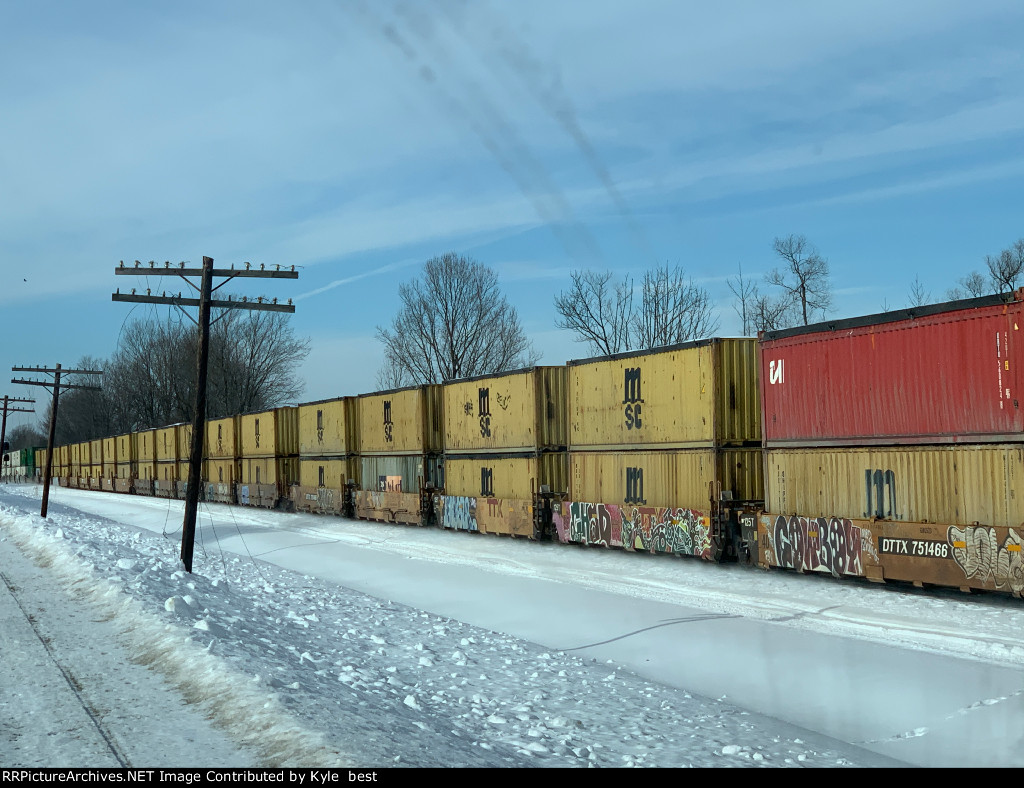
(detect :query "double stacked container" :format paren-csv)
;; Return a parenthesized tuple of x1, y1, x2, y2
(438, 367, 568, 536)
(758, 292, 1024, 594)
(355, 385, 443, 524)
(135, 428, 158, 494)
(558, 338, 763, 559)
(114, 432, 135, 493)
(155, 425, 179, 497)
(294, 397, 359, 515)
(88, 438, 103, 490)
(237, 406, 299, 507)
(101, 436, 116, 491)
(205, 415, 240, 503)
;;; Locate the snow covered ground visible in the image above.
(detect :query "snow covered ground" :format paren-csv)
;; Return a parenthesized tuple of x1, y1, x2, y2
(2, 482, 1023, 768)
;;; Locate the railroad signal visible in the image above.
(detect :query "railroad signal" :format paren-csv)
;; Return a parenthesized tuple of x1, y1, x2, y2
(11, 366, 101, 518)
(112, 256, 298, 573)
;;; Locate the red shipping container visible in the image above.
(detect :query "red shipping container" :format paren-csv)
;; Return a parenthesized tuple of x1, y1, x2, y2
(759, 292, 1024, 446)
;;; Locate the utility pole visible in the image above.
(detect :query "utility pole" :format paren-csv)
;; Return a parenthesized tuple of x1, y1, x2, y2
(112, 258, 298, 572)
(0, 396, 36, 483)
(12, 365, 102, 517)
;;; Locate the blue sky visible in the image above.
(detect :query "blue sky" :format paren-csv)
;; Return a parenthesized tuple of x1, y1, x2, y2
(3, 0, 1024, 431)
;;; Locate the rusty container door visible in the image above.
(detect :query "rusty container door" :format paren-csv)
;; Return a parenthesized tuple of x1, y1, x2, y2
(760, 294, 1024, 446)
(569, 338, 759, 451)
(275, 406, 299, 457)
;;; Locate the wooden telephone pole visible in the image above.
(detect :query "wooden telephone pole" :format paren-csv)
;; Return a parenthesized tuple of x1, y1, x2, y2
(0, 396, 35, 483)
(12, 365, 102, 517)
(112, 258, 298, 572)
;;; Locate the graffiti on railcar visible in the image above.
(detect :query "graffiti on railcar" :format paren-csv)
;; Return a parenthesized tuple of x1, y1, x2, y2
(553, 501, 711, 558)
(562, 501, 620, 547)
(621, 507, 712, 559)
(438, 495, 479, 532)
(948, 525, 1024, 595)
(766, 515, 864, 578)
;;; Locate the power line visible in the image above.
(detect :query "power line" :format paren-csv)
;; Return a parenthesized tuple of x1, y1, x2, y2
(112, 256, 298, 573)
(11, 365, 102, 518)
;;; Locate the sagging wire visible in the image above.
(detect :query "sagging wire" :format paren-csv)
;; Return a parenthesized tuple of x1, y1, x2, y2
(198, 499, 230, 584)
(224, 497, 271, 587)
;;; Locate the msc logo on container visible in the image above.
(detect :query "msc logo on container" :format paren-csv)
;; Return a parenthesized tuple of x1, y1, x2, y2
(622, 367, 644, 430)
(479, 387, 492, 438)
(624, 466, 646, 504)
(383, 400, 393, 443)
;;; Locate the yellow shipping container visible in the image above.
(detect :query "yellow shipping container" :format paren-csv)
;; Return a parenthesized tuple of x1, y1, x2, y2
(358, 385, 443, 455)
(298, 398, 358, 457)
(239, 457, 298, 487)
(115, 433, 135, 465)
(206, 416, 240, 460)
(570, 448, 763, 511)
(136, 429, 157, 480)
(568, 338, 760, 451)
(764, 444, 1024, 529)
(176, 423, 193, 461)
(88, 439, 103, 478)
(294, 458, 358, 515)
(156, 426, 178, 463)
(298, 457, 357, 490)
(443, 367, 567, 452)
(102, 437, 116, 478)
(207, 458, 239, 486)
(239, 407, 299, 459)
(443, 453, 568, 500)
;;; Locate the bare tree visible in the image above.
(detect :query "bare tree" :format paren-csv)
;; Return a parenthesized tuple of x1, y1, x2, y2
(53, 312, 310, 440)
(377, 252, 538, 384)
(5, 423, 48, 451)
(986, 243, 1024, 293)
(555, 263, 717, 354)
(375, 352, 414, 391)
(766, 235, 833, 325)
(727, 263, 758, 335)
(946, 270, 989, 301)
(750, 292, 797, 333)
(632, 264, 719, 348)
(553, 269, 634, 356)
(908, 275, 930, 307)
(208, 310, 311, 416)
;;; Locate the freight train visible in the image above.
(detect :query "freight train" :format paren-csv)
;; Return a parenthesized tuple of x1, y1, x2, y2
(33, 291, 1024, 599)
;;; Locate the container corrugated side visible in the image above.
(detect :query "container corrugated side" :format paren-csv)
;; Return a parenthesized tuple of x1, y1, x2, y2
(569, 448, 763, 511)
(443, 453, 567, 499)
(760, 295, 1024, 446)
(569, 338, 759, 451)
(275, 406, 299, 456)
(764, 444, 1024, 528)
(358, 385, 443, 455)
(239, 410, 276, 459)
(206, 416, 239, 460)
(156, 427, 178, 462)
(298, 398, 357, 457)
(442, 367, 567, 452)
